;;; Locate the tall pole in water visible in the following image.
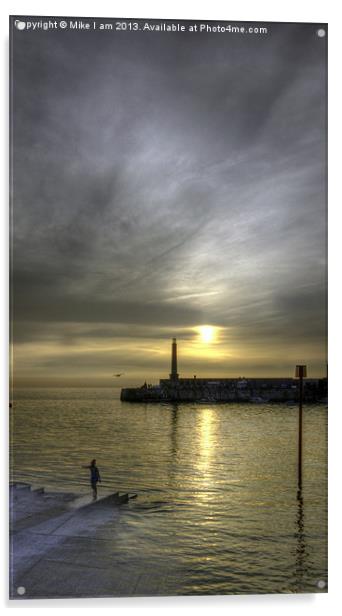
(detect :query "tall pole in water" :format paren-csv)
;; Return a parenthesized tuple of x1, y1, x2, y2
(295, 365, 307, 496)
(170, 338, 179, 381)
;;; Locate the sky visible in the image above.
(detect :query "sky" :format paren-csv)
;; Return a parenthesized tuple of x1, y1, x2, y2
(11, 18, 327, 386)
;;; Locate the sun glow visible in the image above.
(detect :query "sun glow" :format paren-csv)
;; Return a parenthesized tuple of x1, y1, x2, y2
(197, 325, 217, 344)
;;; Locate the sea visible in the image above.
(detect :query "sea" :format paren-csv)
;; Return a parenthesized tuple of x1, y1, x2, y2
(10, 387, 328, 595)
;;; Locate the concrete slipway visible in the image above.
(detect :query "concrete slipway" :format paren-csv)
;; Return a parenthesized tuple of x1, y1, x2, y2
(9, 482, 172, 599)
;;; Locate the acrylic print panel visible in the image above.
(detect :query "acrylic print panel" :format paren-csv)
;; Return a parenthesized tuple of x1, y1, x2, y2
(9, 16, 327, 599)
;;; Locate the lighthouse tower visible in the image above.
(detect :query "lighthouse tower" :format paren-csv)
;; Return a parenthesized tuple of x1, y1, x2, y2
(170, 338, 179, 381)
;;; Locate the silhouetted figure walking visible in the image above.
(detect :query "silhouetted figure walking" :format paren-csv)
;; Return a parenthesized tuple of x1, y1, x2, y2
(82, 459, 101, 500)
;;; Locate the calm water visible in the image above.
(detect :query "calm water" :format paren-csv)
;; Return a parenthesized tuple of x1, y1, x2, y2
(10, 388, 327, 595)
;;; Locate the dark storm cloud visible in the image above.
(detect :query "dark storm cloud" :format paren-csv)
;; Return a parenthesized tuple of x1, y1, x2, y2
(11, 19, 327, 377)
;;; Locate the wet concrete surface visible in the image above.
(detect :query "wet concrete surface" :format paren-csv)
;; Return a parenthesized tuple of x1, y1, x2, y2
(9, 482, 156, 599)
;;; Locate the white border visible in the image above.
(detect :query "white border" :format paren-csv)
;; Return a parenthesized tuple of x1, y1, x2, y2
(2, 1, 340, 614)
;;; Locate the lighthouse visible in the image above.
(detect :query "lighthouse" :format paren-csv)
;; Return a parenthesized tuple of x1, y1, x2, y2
(170, 338, 179, 381)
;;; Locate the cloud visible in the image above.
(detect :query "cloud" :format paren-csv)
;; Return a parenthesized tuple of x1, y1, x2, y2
(11, 21, 327, 382)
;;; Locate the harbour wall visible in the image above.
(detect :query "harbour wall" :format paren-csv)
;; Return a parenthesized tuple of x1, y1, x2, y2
(120, 377, 327, 403)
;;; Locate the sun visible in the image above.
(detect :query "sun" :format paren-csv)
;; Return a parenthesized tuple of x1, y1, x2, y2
(197, 325, 216, 344)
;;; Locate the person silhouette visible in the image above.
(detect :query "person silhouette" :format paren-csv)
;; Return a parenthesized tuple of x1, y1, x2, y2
(82, 459, 101, 500)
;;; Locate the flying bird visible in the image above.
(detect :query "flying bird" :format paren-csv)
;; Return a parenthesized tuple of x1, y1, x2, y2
(113, 373, 124, 377)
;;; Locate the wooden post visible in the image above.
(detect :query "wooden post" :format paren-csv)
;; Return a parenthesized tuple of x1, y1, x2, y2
(295, 365, 307, 496)
(298, 373, 303, 491)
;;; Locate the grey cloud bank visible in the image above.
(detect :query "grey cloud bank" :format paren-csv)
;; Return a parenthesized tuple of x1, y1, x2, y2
(11, 19, 327, 384)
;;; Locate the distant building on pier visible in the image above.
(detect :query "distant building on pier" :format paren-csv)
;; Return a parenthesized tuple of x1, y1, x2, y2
(120, 338, 327, 403)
